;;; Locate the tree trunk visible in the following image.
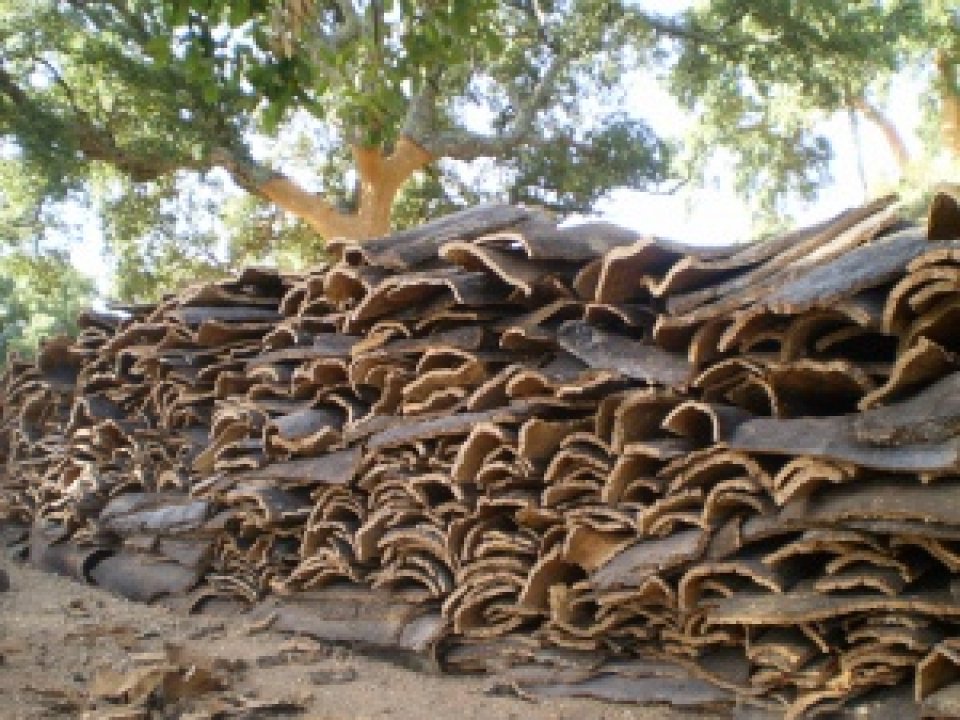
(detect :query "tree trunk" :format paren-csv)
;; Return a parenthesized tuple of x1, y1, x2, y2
(853, 98, 910, 175)
(218, 135, 433, 242)
(937, 52, 960, 160)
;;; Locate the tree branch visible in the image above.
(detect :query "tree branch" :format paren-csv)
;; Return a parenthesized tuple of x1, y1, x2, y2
(853, 97, 909, 173)
(0, 62, 203, 182)
(211, 144, 402, 240)
(632, 9, 755, 49)
(32, 56, 86, 120)
(0, 63, 31, 107)
(423, 55, 566, 160)
(400, 70, 441, 147)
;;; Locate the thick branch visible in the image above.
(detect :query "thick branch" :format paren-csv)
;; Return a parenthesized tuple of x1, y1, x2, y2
(352, 135, 432, 232)
(212, 146, 362, 238)
(0, 62, 193, 181)
(853, 98, 910, 173)
(423, 56, 565, 160)
(0, 63, 31, 107)
(213, 138, 432, 241)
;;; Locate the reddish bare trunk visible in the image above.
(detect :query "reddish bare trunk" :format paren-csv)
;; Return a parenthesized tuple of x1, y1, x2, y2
(233, 135, 433, 242)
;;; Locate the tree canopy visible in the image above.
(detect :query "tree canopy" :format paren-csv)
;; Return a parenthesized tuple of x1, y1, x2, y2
(0, 0, 957, 323)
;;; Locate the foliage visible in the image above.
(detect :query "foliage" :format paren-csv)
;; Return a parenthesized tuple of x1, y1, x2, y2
(0, 250, 95, 362)
(0, 0, 958, 358)
(668, 0, 960, 216)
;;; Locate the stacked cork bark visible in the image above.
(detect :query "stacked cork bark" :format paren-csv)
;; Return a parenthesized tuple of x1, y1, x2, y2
(3, 189, 960, 717)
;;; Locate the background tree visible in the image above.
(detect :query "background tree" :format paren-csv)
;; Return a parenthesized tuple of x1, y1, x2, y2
(0, 251, 95, 360)
(667, 0, 960, 215)
(0, 0, 673, 244)
(0, 0, 957, 319)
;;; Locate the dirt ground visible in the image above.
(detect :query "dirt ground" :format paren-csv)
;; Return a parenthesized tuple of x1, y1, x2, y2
(0, 561, 710, 719)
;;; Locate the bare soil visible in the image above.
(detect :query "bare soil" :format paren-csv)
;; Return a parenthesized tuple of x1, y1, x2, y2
(0, 561, 707, 720)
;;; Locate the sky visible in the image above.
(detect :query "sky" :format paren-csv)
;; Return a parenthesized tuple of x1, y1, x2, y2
(67, 6, 924, 291)
(586, 69, 917, 245)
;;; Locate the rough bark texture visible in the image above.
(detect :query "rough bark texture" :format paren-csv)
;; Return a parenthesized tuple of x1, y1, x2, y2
(5, 191, 960, 718)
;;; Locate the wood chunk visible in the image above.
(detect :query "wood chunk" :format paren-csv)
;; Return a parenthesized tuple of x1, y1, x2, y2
(90, 552, 203, 602)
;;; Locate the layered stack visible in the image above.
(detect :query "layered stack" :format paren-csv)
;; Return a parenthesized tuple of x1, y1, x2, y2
(3, 190, 960, 717)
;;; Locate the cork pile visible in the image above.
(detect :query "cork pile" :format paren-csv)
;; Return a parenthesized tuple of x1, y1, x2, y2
(3, 190, 960, 717)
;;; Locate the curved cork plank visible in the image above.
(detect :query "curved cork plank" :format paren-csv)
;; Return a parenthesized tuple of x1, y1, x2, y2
(702, 478, 774, 527)
(440, 242, 577, 298)
(557, 320, 692, 387)
(666, 449, 771, 494)
(770, 457, 857, 507)
(855, 370, 960, 446)
(561, 526, 635, 574)
(323, 265, 392, 304)
(908, 277, 960, 316)
(660, 199, 899, 305)
(686, 317, 730, 366)
(918, 638, 960, 704)
(717, 312, 790, 355)
(665, 196, 899, 317)
(859, 338, 959, 410)
(593, 236, 720, 304)
(450, 422, 517, 484)
(813, 563, 906, 597)
(678, 554, 792, 611)
(759, 226, 925, 315)
(882, 264, 960, 335)
(330, 203, 533, 269)
(348, 269, 512, 329)
(477, 220, 644, 262)
(707, 587, 960, 626)
(729, 414, 960, 473)
(899, 295, 960, 354)
(928, 185, 960, 241)
(767, 359, 876, 417)
(662, 401, 754, 447)
(590, 529, 708, 591)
